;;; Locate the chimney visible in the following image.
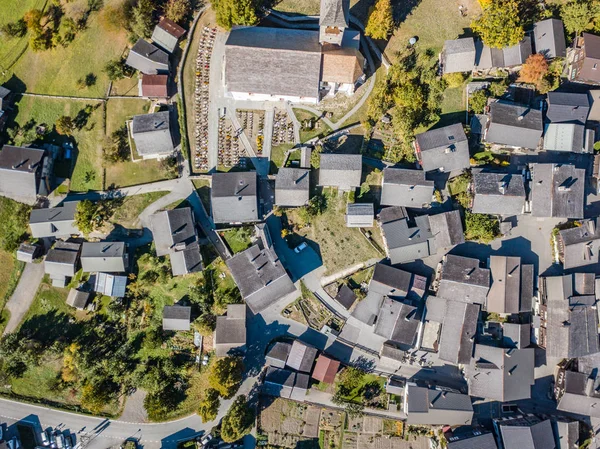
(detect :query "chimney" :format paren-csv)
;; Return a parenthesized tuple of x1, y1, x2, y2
(588, 220, 596, 235)
(585, 377, 595, 397)
(235, 180, 245, 196)
(499, 182, 505, 195)
(517, 115, 524, 121)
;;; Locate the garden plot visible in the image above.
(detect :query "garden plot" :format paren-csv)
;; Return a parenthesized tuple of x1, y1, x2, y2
(259, 398, 320, 449)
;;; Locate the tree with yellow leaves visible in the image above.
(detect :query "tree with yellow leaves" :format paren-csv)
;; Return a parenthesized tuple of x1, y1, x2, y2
(365, 0, 394, 40)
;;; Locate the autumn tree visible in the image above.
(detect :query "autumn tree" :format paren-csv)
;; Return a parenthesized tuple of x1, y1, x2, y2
(75, 199, 108, 234)
(469, 89, 488, 114)
(519, 53, 549, 89)
(220, 395, 254, 443)
(56, 116, 76, 135)
(24, 9, 43, 32)
(81, 381, 113, 414)
(198, 388, 220, 422)
(365, 0, 394, 40)
(61, 343, 80, 383)
(208, 356, 244, 398)
(560, 1, 599, 37)
(213, 0, 258, 29)
(130, 0, 155, 38)
(164, 0, 190, 23)
(471, 0, 524, 48)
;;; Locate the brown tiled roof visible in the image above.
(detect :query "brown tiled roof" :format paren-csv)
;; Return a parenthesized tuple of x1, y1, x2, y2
(311, 355, 340, 383)
(157, 18, 186, 38)
(141, 74, 168, 97)
(321, 44, 364, 85)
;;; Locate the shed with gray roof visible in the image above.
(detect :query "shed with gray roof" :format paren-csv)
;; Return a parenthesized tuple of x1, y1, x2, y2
(442, 38, 476, 74)
(151, 18, 185, 53)
(345, 203, 373, 227)
(150, 207, 202, 276)
(66, 288, 91, 310)
(286, 340, 318, 373)
(0, 145, 45, 204)
(404, 384, 474, 425)
(80, 242, 128, 273)
(379, 207, 436, 264)
(275, 168, 310, 207)
(29, 201, 79, 239)
(215, 304, 247, 357)
(472, 170, 526, 216)
(211, 172, 259, 224)
(531, 163, 585, 219)
(266, 342, 292, 369)
(381, 168, 433, 208)
(533, 18, 566, 58)
(466, 345, 535, 401)
(318, 153, 362, 190)
(131, 111, 174, 159)
(414, 124, 469, 175)
(162, 305, 191, 331)
(225, 27, 322, 103)
(447, 432, 497, 449)
(16, 243, 41, 263)
(484, 101, 543, 149)
(45, 241, 81, 287)
(126, 39, 169, 75)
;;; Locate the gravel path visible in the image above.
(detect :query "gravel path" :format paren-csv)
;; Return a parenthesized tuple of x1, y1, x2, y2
(3, 262, 45, 335)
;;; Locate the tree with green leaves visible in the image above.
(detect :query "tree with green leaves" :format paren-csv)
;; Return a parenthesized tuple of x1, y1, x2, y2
(198, 388, 220, 422)
(220, 395, 254, 443)
(365, 0, 393, 40)
(56, 116, 76, 135)
(130, 0, 154, 39)
(164, 0, 190, 23)
(213, 0, 258, 29)
(560, 1, 599, 37)
(469, 89, 488, 114)
(464, 211, 499, 243)
(1, 19, 27, 38)
(81, 380, 114, 414)
(208, 356, 244, 399)
(104, 58, 128, 80)
(102, 125, 130, 164)
(0, 197, 31, 252)
(75, 199, 113, 235)
(471, 0, 524, 48)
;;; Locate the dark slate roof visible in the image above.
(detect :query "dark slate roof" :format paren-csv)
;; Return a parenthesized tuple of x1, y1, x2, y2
(380, 208, 436, 264)
(319, 0, 349, 28)
(45, 241, 81, 265)
(437, 300, 479, 365)
(533, 18, 566, 58)
(0, 145, 44, 171)
(503, 322, 531, 349)
(406, 384, 474, 425)
(438, 254, 490, 305)
(225, 27, 321, 100)
(447, 432, 498, 449)
(498, 417, 556, 449)
(543, 274, 599, 358)
(559, 219, 600, 269)
(466, 345, 535, 401)
(487, 256, 532, 314)
(211, 172, 259, 223)
(557, 369, 600, 418)
(318, 153, 362, 189)
(346, 203, 374, 227)
(286, 341, 318, 373)
(126, 39, 169, 74)
(131, 111, 174, 156)
(429, 210, 464, 249)
(546, 92, 590, 125)
(133, 110, 170, 133)
(443, 38, 476, 74)
(472, 170, 526, 216)
(162, 305, 191, 330)
(335, 284, 357, 310)
(485, 102, 543, 149)
(374, 298, 419, 347)
(531, 163, 585, 218)
(415, 124, 470, 173)
(266, 341, 292, 365)
(381, 168, 434, 208)
(369, 263, 413, 297)
(81, 242, 127, 273)
(29, 201, 79, 238)
(275, 168, 310, 207)
(264, 366, 295, 387)
(66, 288, 90, 309)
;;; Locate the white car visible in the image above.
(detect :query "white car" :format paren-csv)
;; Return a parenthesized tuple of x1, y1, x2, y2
(55, 433, 65, 449)
(294, 242, 307, 253)
(200, 433, 213, 447)
(41, 431, 50, 446)
(49, 432, 57, 448)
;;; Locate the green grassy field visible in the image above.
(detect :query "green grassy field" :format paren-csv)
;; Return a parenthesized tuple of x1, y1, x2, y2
(106, 98, 151, 134)
(192, 178, 211, 213)
(293, 109, 332, 143)
(109, 191, 170, 228)
(0, 0, 130, 97)
(220, 227, 254, 254)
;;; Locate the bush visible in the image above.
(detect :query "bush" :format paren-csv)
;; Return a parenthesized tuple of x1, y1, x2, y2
(198, 388, 220, 423)
(464, 211, 499, 242)
(208, 357, 244, 399)
(0, 197, 31, 252)
(469, 90, 488, 114)
(220, 395, 254, 443)
(443, 72, 467, 88)
(1, 19, 27, 38)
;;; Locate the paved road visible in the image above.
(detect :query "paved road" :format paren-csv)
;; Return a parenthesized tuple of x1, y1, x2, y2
(3, 262, 45, 335)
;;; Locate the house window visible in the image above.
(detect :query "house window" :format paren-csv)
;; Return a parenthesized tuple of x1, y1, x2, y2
(594, 63, 598, 70)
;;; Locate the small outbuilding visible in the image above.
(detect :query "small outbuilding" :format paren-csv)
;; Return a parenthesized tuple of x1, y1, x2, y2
(345, 203, 373, 227)
(131, 111, 174, 159)
(151, 18, 186, 53)
(125, 39, 169, 75)
(66, 288, 91, 310)
(162, 305, 191, 331)
(312, 355, 340, 384)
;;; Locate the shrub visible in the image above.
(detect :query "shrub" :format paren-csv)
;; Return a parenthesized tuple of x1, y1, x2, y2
(443, 72, 467, 88)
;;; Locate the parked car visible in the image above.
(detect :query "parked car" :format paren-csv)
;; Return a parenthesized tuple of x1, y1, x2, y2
(0, 424, 3, 441)
(65, 434, 73, 449)
(55, 433, 65, 449)
(199, 433, 213, 447)
(294, 242, 307, 253)
(8, 438, 20, 449)
(40, 430, 50, 446)
(49, 432, 57, 448)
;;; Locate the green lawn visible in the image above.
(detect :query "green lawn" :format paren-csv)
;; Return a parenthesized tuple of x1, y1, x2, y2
(293, 109, 332, 143)
(192, 179, 211, 213)
(0, 0, 130, 97)
(106, 98, 151, 134)
(270, 143, 294, 170)
(220, 227, 254, 254)
(109, 191, 170, 228)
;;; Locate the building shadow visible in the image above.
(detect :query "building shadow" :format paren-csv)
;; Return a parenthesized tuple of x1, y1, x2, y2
(245, 313, 291, 378)
(160, 427, 202, 449)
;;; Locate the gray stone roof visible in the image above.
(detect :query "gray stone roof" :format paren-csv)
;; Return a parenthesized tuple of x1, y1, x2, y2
(405, 384, 474, 425)
(263, 366, 295, 398)
(318, 153, 362, 189)
(319, 0, 349, 28)
(447, 432, 498, 449)
(335, 284, 357, 310)
(415, 124, 469, 173)
(542, 274, 599, 359)
(374, 298, 420, 348)
(125, 39, 169, 75)
(151, 18, 185, 53)
(558, 219, 600, 269)
(443, 38, 476, 74)
(266, 342, 292, 368)
(498, 416, 556, 449)
(45, 241, 80, 278)
(275, 168, 310, 207)
(546, 92, 590, 124)
(437, 299, 479, 365)
(211, 172, 259, 224)
(429, 210, 464, 249)
(162, 305, 191, 331)
(557, 369, 600, 418)
(66, 289, 91, 310)
(286, 341, 318, 373)
(132, 111, 174, 157)
(474, 37, 532, 69)
(438, 254, 490, 305)
(553, 420, 579, 449)
(531, 163, 585, 218)
(472, 170, 526, 216)
(345, 203, 373, 227)
(226, 235, 296, 313)
(466, 345, 535, 401)
(485, 101, 543, 149)
(80, 242, 128, 273)
(369, 263, 413, 297)
(225, 27, 321, 100)
(487, 256, 533, 314)
(215, 304, 246, 356)
(29, 201, 79, 238)
(150, 207, 202, 276)
(502, 322, 531, 349)
(381, 168, 434, 208)
(533, 18, 566, 58)
(380, 208, 435, 264)
(0, 145, 45, 202)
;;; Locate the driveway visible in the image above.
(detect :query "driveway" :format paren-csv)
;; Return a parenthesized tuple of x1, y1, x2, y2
(3, 262, 45, 335)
